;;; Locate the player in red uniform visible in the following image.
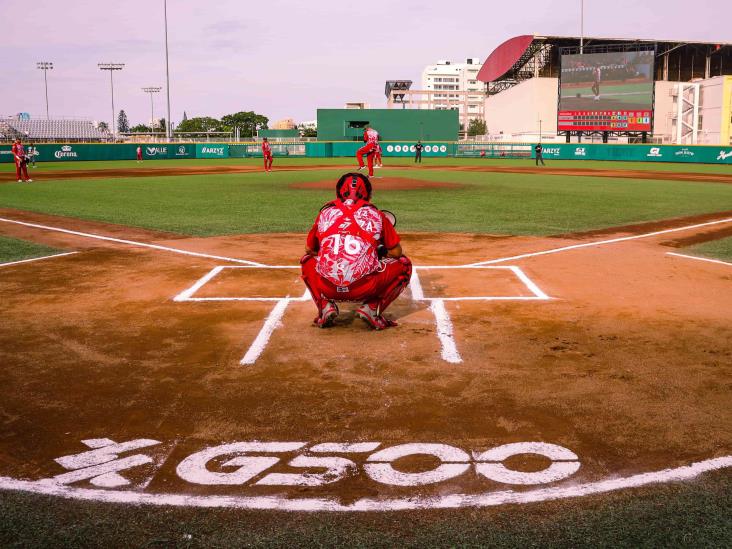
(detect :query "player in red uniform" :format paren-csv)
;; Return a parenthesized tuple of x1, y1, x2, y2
(373, 131, 383, 168)
(356, 127, 378, 176)
(262, 137, 273, 172)
(136, 146, 143, 162)
(301, 172, 412, 330)
(11, 138, 32, 183)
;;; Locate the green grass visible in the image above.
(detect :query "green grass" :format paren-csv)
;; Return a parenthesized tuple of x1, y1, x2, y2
(2, 156, 732, 174)
(687, 236, 732, 262)
(0, 235, 61, 264)
(0, 168, 731, 236)
(1, 469, 729, 547)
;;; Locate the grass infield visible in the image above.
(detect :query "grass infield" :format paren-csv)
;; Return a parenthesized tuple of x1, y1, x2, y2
(0, 235, 61, 264)
(0, 167, 731, 236)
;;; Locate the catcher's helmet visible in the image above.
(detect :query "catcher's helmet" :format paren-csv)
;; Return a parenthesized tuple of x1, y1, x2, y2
(336, 172, 372, 202)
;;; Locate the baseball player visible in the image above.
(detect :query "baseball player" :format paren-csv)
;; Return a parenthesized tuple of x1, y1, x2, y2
(592, 66, 601, 101)
(414, 140, 423, 163)
(356, 127, 378, 176)
(11, 138, 32, 183)
(136, 145, 143, 162)
(301, 172, 412, 330)
(373, 130, 383, 168)
(262, 137, 273, 172)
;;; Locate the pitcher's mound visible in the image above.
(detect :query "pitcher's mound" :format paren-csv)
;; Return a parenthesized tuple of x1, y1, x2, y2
(291, 177, 464, 191)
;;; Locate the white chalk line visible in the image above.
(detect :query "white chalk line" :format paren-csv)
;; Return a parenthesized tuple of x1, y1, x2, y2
(429, 299, 463, 364)
(0, 251, 78, 268)
(0, 217, 265, 267)
(465, 217, 732, 267)
(667, 252, 732, 268)
(0, 455, 728, 512)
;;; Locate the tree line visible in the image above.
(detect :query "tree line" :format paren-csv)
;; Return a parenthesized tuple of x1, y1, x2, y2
(116, 110, 269, 137)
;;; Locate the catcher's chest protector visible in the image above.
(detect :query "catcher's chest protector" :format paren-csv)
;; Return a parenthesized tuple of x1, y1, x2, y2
(315, 204, 382, 287)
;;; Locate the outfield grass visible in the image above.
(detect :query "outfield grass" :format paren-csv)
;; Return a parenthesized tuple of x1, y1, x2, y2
(1, 469, 729, 547)
(1, 156, 732, 174)
(0, 236, 61, 264)
(0, 168, 731, 236)
(687, 236, 732, 262)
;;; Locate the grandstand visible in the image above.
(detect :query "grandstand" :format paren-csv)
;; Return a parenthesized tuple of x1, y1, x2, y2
(0, 117, 111, 142)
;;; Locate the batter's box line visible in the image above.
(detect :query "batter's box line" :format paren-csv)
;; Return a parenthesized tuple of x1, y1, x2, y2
(172, 265, 551, 366)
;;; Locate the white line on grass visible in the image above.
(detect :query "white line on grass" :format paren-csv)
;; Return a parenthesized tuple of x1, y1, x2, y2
(0, 455, 728, 511)
(667, 251, 732, 267)
(0, 251, 78, 268)
(465, 217, 732, 267)
(429, 299, 463, 364)
(0, 217, 265, 267)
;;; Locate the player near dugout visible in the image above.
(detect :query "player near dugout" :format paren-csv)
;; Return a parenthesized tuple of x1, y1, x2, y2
(301, 172, 412, 330)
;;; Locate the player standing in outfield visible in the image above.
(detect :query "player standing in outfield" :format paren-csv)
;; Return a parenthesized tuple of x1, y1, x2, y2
(356, 126, 378, 176)
(136, 145, 143, 162)
(535, 142, 545, 166)
(262, 137, 273, 172)
(28, 143, 36, 168)
(11, 138, 32, 183)
(414, 140, 423, 163)
(592, 66, 602, 101)
(373, 130, 383, 168)
(301, 172, 412, 330)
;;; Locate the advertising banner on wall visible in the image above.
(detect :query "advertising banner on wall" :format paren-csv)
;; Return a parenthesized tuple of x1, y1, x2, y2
(195, 144, 229, 158)
(383, 143, 449, 157)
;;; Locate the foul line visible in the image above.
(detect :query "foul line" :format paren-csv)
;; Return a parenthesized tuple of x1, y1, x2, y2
(0, 455, 728, 512)
(0, 217, 265, 267)
(240, 293, 307, 365)
(667, 252, 732, 268)
(430, 299, 463, 364)
(0, 251, 78, 268)
(465, 217, 732, 266)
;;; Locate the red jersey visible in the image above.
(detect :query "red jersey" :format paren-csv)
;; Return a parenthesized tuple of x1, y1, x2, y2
(363, 129, 379, 145)
(307, 200, 400, 287)
(11, 143, 25, 161)
(262, 141, 272, 156)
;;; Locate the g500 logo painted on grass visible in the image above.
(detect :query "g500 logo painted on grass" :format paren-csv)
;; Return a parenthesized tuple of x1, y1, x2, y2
(43, 437, 579, 489)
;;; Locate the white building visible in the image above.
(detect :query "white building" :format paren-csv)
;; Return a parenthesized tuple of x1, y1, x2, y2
(420, 59, 485, 127)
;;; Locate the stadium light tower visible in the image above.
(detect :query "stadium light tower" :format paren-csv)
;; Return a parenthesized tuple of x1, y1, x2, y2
(580, 0, 584, 54)
(98, 63, 125, 138)
(36, 61, 53, 119)
(142, 87, 162, 134)
(163, 0, 172, 142)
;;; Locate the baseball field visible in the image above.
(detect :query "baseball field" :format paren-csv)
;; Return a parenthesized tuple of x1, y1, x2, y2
(0, 156, 731, 546)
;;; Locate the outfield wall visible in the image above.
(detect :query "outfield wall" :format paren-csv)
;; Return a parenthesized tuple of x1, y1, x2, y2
(1, 142, 731, 164)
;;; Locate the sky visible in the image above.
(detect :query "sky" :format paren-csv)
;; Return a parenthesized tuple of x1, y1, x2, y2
(1, 0, 729, 127)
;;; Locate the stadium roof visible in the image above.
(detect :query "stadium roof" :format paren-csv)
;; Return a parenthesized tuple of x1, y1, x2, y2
(478, 35, 732, 95)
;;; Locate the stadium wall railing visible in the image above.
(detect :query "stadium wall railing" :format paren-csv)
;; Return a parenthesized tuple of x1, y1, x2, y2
(1, 142, 731, 165)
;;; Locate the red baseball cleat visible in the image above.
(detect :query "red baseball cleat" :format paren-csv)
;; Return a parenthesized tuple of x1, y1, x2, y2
(355, 303, 397, 330)
(314, 301, 339, 328)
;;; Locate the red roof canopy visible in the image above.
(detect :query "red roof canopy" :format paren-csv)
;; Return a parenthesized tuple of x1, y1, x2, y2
(477, 35, 535, 82)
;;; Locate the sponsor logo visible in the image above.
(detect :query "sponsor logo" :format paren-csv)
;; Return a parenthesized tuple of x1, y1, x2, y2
(175, 145, 189, 156)
(647, 147, 662, 158)
(425, 145, 433, 153)
(386, 145, 394, 152)
(574, 147, 587, 157)
(146, 146, 167, 156)
(543, 147, 560, 155)
(395, 145, 402, 152)
(41, 436, 580, 491)
(674, 148, 694, 157)
(717, 150, 732, 161)
(439, 145, 447, 153)
(54, 145, 78, 159)
(201, 146, 225, 155)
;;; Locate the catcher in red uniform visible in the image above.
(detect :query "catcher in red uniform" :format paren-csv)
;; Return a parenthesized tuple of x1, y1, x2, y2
(301, 172, 412, 330)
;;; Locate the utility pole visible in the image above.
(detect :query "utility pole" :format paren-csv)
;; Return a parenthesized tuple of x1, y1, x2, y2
(36, 61, 53, 119)
(98, 63, 125, 138)
(163, 0, 173, 141)
(142, 87, 162, 137)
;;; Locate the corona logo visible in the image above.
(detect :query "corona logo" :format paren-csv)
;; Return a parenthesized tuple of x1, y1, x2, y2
(54, 145, 78, 158)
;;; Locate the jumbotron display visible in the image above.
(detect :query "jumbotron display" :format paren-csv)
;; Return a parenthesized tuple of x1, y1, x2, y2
(558, 50, 655, 132)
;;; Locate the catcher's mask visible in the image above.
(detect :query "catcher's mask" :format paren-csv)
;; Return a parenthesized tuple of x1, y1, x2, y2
(336, 172, 372, 202)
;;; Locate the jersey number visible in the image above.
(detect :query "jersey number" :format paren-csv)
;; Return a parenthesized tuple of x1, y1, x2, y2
(331, 234, 362, 255)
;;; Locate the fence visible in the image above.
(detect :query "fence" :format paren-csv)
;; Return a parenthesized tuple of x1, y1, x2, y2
(1, 142, 731, 165)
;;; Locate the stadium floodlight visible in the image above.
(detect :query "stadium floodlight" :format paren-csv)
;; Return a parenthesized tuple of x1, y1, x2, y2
(142, 87, 162, 135)
(580, 0, 584, 54)
(163, 0, 172, 142)
(385, 80, 413, 109)
(36, 61, 54, 119)
(98, 63, 125, 138)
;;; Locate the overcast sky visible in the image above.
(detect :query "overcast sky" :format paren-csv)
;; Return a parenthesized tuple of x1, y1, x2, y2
(1, 0, 729, 126)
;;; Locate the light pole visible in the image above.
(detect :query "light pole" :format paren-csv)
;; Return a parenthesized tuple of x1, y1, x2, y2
(580, 0, 584, 54)
(98, 63, 125, 138)
(142, 87, 162, 138)
(36, 62, 53, 119)
(163, 0, 173, 141)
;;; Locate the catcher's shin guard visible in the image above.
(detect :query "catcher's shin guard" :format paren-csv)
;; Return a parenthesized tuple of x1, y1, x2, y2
(372, 256, 412, 314)
(300, 254, 328, 311)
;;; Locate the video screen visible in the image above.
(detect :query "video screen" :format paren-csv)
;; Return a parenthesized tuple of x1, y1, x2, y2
(558, 50, 655, 132)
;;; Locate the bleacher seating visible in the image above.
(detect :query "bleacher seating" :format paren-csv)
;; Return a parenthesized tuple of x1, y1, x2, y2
(0, 118, 110, 141)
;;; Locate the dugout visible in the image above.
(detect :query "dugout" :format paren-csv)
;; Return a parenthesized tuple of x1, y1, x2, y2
(316, 109, 459, 142)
